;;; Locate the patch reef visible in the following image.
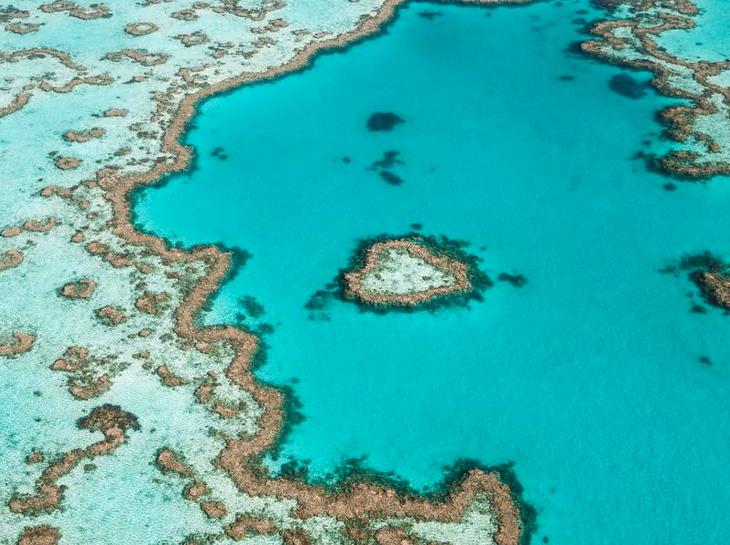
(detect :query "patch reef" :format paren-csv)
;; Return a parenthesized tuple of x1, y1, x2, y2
(344, 238, 472, 307)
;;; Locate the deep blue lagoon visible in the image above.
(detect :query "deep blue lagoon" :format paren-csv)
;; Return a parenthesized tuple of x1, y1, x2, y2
(134, 1, 730, 544)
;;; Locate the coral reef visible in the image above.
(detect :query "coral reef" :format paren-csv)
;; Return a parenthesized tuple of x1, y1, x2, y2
(344, 237, 473, 307)
(0, 332, 36, 357)
(58, 278, 96, 299)
(0, 0, 620, 543)
(342, 234, 491, 309)
(582, 0, 730, 178)
(8, 405, 139, 515)
(16, 526, 60, 545)
(693, 271, 730, 309)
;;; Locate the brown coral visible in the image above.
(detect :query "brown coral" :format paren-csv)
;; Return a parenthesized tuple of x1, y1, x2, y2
(0, 249, 24, 272)
(63, 128, 105, 143)
(0, 332, 36, 357)
(102, 108, 127, 117)
(156, 448, 194, 477)
(95, 306, 126, 326)
(135, 290, 170, 316)
(8, 405, 138, 515)
(16, 526, 60, 545)
(693, 270, 730, 308)
(59, 279, 96, 299)
(156, 365, 187, 386)
(54, 156, 81, 170)
(124, 22, 158, 36)
(224, 515, 277, 540)
(200, 500, 227, 519)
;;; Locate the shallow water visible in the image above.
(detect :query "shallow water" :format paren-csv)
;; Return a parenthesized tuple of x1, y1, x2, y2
(657, 0, 730, 62)
(134, 1, 730, 544)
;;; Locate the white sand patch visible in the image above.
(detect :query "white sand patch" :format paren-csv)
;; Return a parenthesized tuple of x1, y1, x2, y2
(360, 247, 456, 295)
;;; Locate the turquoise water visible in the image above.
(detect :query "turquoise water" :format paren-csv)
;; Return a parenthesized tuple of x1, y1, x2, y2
(657, 0, 730, 62)
(134, 1, 730, 544)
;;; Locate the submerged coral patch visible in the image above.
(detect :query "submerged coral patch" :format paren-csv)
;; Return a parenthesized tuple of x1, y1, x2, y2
(58, 278, 96, 299)
(367, 112, 404, 132)
(419, 10, 443, 20)
(124, 22, 158, 37)
(17, 525, 60, 545)
(0, 248, 24, 271)
(498, 272, 528, 288)
(662, 252, 730, 311)
(94, 305, 126, 326)
(692, 270, 730, 309)
(62, 127, 105, 143)
(379, 170, 403, 185)
(607, 73, 648, 99)
(0, 332, 36, 357)
(53, 156, 81, 170)
(368, 150, 405, 184)
(369, 150, 403, 170)
(8, 405, 139, 516)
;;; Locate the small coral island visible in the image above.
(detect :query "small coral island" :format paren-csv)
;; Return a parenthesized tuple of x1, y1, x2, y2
(342, 234, 490, 309)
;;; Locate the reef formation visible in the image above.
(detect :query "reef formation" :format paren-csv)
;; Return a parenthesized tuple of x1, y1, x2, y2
(0, 1, 538, 544)
(582, 0, 730, 178)
(660, 251, 730, 311)
(2, 0, 729, 543)
(342, 235, 486, 308)
(694, 270, 730, 308)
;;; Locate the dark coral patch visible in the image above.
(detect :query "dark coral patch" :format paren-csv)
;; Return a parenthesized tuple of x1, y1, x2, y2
(211, 146, 228, 160)
(238, 295, 265, 319)
(498, 272, 528, 287)
(368, 150, 405, 185)
(369, 150, 403, 170)
(77, 404, 140, 433)
(304, 288, 337, 321)
(379, 171, 403, 185)
(659, 251, 725, 275)
(661, 252, 730, 312)
(367, 112, 404, 132)
(608, 73, 648, 99)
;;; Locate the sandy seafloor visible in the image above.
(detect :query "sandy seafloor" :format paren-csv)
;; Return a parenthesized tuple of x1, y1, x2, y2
(4, 0, 730, 544)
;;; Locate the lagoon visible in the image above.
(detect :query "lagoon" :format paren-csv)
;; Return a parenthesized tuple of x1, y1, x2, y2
(133, 1, 730, 543)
